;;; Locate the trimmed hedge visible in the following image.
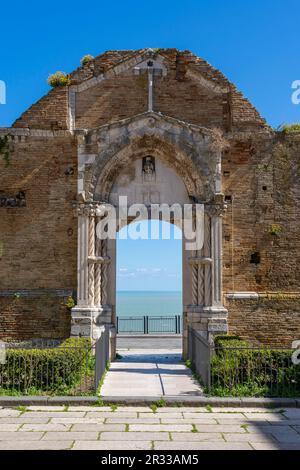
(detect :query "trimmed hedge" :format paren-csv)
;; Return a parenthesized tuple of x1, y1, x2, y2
(210, 335, 300, 397)
(0, 338, 93, 394)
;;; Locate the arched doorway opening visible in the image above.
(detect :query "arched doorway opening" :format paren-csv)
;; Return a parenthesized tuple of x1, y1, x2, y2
(116, 219, 183, 354)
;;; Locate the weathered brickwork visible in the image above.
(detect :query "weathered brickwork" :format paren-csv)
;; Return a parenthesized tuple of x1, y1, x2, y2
(0, 134, 77, 339)
(222, 134, 300, 294)
(0, 48, 299, 344)
(0, 294, 71, 340)
(226, 296, 300, 347)
(13, 88, 69, 130)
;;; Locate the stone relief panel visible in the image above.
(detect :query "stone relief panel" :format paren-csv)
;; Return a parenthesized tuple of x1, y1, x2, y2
(108, 157, 190, 206)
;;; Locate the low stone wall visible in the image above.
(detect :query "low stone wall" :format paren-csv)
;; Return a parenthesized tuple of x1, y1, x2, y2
(226, 294, 300, 347)
(0, 290, 72, 341)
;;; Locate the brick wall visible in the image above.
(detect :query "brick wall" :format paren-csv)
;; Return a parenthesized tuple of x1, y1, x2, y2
(0, 135, 77, 340)
(223, 134, 300, 293)
(226, 295, 300, 347)
(12, 49, 267, 133)
(0, 294, 71, 340)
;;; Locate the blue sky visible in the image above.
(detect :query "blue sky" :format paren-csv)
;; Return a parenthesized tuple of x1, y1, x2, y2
(0, 0, 299, 127)
(117, 221, 182, 291)
(1, 0, 299, 290)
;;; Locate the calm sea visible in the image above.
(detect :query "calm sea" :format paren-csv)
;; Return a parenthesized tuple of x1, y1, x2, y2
(116, 291, 182, 317)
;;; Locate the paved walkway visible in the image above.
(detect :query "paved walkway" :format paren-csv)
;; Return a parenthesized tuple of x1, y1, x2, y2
(117, 335, 182, 350)
(100, 350, 202, 397)
(0, 406, 300, 449)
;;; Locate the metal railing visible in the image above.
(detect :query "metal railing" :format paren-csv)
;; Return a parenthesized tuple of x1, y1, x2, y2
(0, 327, 111, 396)
(187, 327, 300, 397)
(116, 315, 182, 334)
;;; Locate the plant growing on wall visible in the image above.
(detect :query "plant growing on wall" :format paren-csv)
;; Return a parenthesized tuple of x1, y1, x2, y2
(47, 72, 71, 88)
(80, 54, 94, 66)
(269, 223, 283, 236)
(62, 296, 75, 311)
(277, 123, 300, 134)
(0, 135, 10, 166)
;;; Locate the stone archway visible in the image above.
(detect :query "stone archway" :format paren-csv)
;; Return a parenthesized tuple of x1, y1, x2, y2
(71, 112, 228, 359)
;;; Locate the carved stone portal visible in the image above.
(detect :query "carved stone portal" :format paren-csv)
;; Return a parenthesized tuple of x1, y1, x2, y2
(71, 112, 228, 358)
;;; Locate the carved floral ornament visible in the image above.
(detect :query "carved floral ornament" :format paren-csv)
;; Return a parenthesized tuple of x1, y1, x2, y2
(77, 112, 227, 203)
(205, 201, 227, 218)
(76, 202, 107, 217)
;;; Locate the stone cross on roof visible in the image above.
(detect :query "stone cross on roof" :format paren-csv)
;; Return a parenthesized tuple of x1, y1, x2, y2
(133, 53, 167, 112)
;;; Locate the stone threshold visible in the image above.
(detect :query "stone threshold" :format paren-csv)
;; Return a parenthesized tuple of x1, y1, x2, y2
(0, 396, 299, 408)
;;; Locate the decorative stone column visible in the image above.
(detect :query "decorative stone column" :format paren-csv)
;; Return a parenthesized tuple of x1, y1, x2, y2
(204, 195, 228, 340)
(183, 196, 228, 357)
(71, 203, 114, 343)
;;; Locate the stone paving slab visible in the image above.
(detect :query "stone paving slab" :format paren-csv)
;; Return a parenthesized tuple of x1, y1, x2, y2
(283, 410, 300, 419)
(171, 432, 224, 441)
(129, 424, 193, 432)
(140, 412, 183, 419)
(0, 409, 21, 417)
(0, 441, 74, 450)
(27, 406, 66, 411)
(86, 411, 138, 418)
(0, 431, 44, 440)
(160, 418, 218, 424)
(251, 442, 300, 450)
(73, 440, 152, 450)
(100, 431, 170, 441)
(42, 432, 99, 441)
(72, 424, 126, 432)
(0, 424, 21, 431)
(51, 417, 105, 424)
(106, 417, 161, 424)
(22, 411, 86, 418)
(0, 405, 299, 450)
(0, 417, 50, 424)
(186, 412, 246, 419)
(195, 424, 247, 433)
(154, 441, 253, 450)
(67, 406, 112, 412)
(224, 433, 277, 443)
(21, 423, 72, 431)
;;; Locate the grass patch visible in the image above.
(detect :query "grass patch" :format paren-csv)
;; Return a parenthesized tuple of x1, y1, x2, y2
(150, 404, 157, 413)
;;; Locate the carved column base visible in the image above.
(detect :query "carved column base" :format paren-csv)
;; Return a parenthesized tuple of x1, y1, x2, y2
(71, 306, 112, 337)
(182, 305, 228, 358)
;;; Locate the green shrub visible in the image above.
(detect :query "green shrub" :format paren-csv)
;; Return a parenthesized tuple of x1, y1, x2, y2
(278, 123, 300, 134)
(62, 296, 75, 311)
(210, 336, 300, 397)
(80, 54, 94, 66)
(214, 334, 249, 349)
(0, 338, 93, 394)
(47, 72, 70, 88)
(269, 224, 283, 236)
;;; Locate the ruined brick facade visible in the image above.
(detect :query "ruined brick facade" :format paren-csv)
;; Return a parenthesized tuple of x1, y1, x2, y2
(0, 48, 299, 345)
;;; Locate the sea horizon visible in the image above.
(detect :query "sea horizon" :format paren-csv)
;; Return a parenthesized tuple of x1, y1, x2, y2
(116, 290, 182, 317)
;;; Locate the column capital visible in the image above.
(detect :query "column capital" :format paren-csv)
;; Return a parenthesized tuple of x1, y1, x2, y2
(206, 194, 227, 217)
(74, 202, 108, 217)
